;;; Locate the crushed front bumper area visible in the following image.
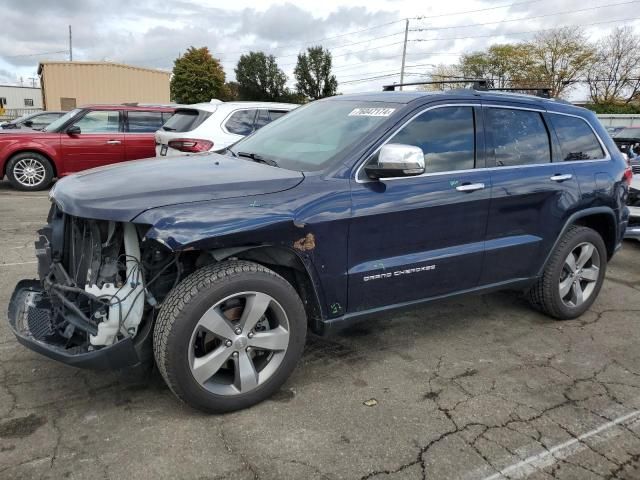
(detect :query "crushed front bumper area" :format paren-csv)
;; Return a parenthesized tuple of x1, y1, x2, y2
(7, 280, 149, 370)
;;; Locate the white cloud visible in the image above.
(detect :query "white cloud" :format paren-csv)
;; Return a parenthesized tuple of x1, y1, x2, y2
(0, 0, 638, 100)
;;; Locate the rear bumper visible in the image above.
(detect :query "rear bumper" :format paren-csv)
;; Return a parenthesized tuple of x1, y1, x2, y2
(7, 280, 149, 371)
(626, 206, 640, 241)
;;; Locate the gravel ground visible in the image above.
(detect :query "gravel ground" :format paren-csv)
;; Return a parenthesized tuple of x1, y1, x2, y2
(0, 179, 639, 480)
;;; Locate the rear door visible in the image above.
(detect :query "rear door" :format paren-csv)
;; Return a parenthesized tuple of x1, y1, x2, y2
(60, 109, 124, 172)
(479, 104, 580, 286)
(124, 110, 166, 160)
(348, 103, 491, 311)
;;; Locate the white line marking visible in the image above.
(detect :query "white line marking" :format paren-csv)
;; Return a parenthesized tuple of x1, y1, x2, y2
(481, 410, 640, 480)
(0, 261, 37, 267)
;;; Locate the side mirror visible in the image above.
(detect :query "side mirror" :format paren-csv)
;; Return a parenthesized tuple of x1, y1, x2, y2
(67, 125, 81, 135)
(23, 120, 33, 127)
(365, 143, 425, 179)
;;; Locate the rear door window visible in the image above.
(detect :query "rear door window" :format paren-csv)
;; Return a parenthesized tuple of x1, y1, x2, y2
(127, 111, 165, 133)
(254, 109, 270, 130)
(225, 109, 257, 135)
(162, 109, 211, 133)
(485, 108, 551, 166)
(269, 110, 289, 121)
(390, 106, 476, 174)
(549, 114, 605, 161)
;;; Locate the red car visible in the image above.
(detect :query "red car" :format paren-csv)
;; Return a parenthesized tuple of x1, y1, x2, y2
(0, 104, 174, 190)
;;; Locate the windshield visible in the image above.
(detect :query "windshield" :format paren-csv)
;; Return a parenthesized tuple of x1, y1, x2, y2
(43, 108, 82, 132)
(614, 127, 640, 139)
(229, 100, 401, 171)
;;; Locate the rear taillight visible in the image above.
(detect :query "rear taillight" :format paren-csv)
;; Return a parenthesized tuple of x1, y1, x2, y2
(623, 155, 634, 185)
(168, 138, 213, 153)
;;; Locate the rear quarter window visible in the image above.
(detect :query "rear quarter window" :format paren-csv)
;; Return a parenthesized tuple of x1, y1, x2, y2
(549, 114, 605, 161)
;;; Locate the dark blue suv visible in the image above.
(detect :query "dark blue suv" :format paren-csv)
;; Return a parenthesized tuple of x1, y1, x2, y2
(8, 89, 632, 412)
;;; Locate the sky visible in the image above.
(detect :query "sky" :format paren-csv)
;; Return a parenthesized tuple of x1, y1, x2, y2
(1, 0, 639, 100)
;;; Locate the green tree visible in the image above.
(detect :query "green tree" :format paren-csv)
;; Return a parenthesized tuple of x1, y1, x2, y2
(530, 27, 595, 97)
(170, 47, 226, 104)
(235, 52, 288, 101)
(294, 46, 338, 100)
(460, 44, 538, 89)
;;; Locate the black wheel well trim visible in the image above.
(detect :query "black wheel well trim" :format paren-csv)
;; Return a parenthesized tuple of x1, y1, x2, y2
(208, 244, 327, 328)
(5, 149, 57, 177)
(537, 206, 618, 277)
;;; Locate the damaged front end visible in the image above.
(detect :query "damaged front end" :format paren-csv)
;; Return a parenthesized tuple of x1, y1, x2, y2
(7, 204, 181, 370)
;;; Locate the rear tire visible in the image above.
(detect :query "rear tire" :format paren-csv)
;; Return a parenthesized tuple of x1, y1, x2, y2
(153, 260, 307, 413)
(528, 226, 607, 320)
(6, 152, 54, 191)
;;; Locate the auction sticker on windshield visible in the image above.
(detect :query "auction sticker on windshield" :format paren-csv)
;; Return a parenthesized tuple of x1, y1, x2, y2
(348, 107, 396, 117)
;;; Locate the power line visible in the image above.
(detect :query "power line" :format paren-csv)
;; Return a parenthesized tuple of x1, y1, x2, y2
(2, 50, 68, 59)
(410, 0, 639, 32)
(411, 0, 543, 20)
(410, 15, 640, 43)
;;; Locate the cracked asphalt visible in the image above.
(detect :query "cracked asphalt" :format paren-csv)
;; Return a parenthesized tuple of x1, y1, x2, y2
(1, 180, 640, 479)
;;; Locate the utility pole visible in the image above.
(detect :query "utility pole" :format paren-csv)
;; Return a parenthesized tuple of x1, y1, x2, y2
(399, 19, 409, 91)
(69, 25, 73, 61)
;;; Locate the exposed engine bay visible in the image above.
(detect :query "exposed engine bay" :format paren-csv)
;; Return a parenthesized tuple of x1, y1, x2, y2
(13, 204, 189, 357)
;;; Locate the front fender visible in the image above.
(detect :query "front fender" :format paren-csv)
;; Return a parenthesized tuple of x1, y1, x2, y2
(0, 139, 60, 176)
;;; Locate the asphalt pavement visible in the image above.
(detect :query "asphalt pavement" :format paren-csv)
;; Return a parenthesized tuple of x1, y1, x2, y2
(0, 180, 639, 479)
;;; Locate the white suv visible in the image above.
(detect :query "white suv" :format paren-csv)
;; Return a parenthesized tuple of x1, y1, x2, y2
(155, 100, 298, 156)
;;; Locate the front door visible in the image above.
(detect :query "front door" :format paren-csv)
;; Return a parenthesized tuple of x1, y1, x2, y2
(479, 104, 580, 286)
(61, 110, 124, 172)
(348, 104, 491, 312)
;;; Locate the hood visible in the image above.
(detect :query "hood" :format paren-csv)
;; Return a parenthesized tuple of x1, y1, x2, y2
(0, 127, 42, 135)
(51, 153, 304, 221)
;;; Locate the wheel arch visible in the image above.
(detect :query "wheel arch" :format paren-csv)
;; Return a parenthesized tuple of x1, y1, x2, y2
(209, 245, 325, 332)
(538, 207, 618, 276)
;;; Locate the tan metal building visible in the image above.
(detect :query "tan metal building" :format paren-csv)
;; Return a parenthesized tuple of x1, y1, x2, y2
(38, 61, 171, 110)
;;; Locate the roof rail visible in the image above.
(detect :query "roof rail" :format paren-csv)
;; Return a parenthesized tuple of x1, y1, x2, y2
(486, 87, 552, 99)
(382, 79, 488, 91)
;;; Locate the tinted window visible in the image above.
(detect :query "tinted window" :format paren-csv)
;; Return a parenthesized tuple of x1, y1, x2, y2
(127, 111, 164, 133)
(391, 106, 475, 173)
(162, 109, 210, 133)
(73, 110, 120, 133)
(269, 110, 288, 121)
(549, 115, 604, 161)
(226, 109, 257, 135)
(254, 109, 270, 129)
(614, 127, 640, 139)
(486, 108, 550, 166)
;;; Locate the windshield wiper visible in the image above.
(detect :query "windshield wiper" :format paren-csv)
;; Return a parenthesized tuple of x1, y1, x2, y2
(237, 151, 279, 167)
(162, 126, 176, 131)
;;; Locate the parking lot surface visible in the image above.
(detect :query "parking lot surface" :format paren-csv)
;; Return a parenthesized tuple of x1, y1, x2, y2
(0, 179, 639, 479)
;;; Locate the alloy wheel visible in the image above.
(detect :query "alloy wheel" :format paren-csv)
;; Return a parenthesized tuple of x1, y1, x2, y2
(558, 241, 601, 308)
(188, 291, 290, 396)
(13, 158, 46, 187)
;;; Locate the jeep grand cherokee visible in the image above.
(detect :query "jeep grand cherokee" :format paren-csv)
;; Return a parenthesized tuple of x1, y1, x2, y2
(8, 88, 632, 412)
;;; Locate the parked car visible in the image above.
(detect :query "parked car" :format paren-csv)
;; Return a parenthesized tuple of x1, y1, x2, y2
(0, 104, 174, 190)
(155, 100, 297, 156)
(0, 111, 65, 131)
(612, 127, 640, 174)
(626, 174, 640, 241)
(605, 126, 624, 136)
(8, 89, 631, 413)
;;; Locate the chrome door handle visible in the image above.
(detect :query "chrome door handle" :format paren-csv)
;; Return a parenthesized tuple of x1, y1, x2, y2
(106, 140, 121, 145)
(550, 174, 572, 182)
(456, 183, 485, 192)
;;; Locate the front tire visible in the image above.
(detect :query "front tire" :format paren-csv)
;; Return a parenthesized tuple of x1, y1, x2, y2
(153, 261, 307, 413)
(528, 226, 607, 319)
(6, 152, 54, 191)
